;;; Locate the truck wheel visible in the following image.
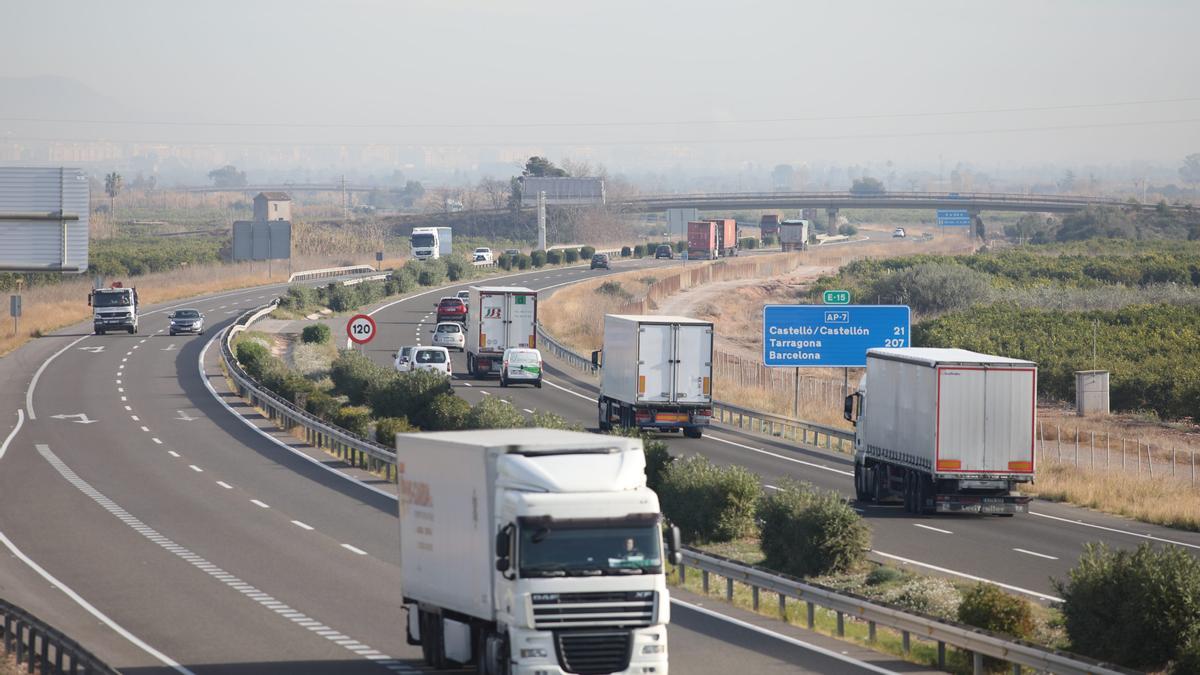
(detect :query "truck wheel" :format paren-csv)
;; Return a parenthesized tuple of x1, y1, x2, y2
(854, 463, 869, 502)
(598, 403, 611, 432)
(476, 631, 509, 675)
(683, 427, 702, 439)
(96, 328, 105, 335)
(902, 472, 914, 513)
(421, 611, 447, 669)
(872, 466, 887, 503)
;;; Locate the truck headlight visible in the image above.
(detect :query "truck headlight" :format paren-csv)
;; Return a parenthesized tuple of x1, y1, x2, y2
(642, 644, 666, 655)
(520, 648, 548, 658)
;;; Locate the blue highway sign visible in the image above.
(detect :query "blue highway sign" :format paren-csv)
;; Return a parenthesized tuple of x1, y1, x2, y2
(762, 304, 911, 368)
(936, 209, 972, 226)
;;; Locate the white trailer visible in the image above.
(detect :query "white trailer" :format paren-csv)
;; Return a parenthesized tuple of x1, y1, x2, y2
(466, 286, 538, 377)
(779, 219, 809, 252)
(397, 428, 677, 674)
(597, 315, 713, 438)
(436, 226, 453, 258)
(410, 226, 453, 260)
(845, 348, 1037, 515)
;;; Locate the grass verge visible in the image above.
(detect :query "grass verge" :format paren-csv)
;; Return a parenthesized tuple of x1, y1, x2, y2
(1022, 460, 1200, 531)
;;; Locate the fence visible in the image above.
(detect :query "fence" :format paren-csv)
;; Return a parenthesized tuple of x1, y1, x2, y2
(676, 549, 1132, 675)
(614, 252, 803, 314)
(0, 598, 120, 675)
(1038, 423, 1198, 487)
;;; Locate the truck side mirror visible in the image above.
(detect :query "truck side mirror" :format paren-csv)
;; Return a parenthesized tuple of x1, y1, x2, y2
(844, 392, 861, 424)
(667, 525, 682, 566)
(494, 524, 513, 573)
(591, 350, 602, 368)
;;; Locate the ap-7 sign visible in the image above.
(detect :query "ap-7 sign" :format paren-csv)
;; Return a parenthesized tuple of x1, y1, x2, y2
(762, 304, 910, 368)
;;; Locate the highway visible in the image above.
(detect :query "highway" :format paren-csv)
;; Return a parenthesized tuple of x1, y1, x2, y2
(356, 261, 1200, 604)
(0, 262, 900, 674)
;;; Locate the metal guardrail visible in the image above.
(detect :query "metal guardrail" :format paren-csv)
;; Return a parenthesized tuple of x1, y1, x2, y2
(535, 324, 855, 453)
(220, 302, 1128, 675)
(678, 549, 1131, 675)
(1, 598, 120, 675)
(287, 265, 377, 283)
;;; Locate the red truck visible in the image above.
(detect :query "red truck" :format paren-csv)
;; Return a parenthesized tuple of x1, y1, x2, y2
(687, 221, 718, 260)
(706, 218, 738, 257)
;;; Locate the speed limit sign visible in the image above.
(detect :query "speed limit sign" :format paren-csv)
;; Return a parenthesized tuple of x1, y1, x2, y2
(346, 314, 377, 345)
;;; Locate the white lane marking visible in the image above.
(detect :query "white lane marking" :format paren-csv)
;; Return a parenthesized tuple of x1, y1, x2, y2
(33, 445, 412, 673)
(121, 357, 127, 362)
(26, 334, 90, 419)
(116, 379, 122, 384)
(140, 426, 150, 432)
(120, 396, 127, 402)
(463, 382, 472, 387)
(341, 544, 368, 556)
(291, 520, 315, 531)
(672, 599, 898, 675)
(132, 345, 139, 350)
(124, 405, 132, 411)
(189, 465, 203, 473)
(1029, 510, 1200, 551)
(140, 339, 148, 343)
(1013, 548, 1058, 560)
(481, 391, 491, 396)
(764, 484, 781, 491)
(522, 408, 534, 414)
(250, 499, 270, 509)
(131, 415, 140, 421)
(168, 451, 181, 458)
(709, 434, 854, 477)
(0, 527, 194, 674)
(0, 410, 25, 462)
(152, 438, 163, 444)
(126, 351, 133, 356)
(216, 481, 233, 489)
(914, 524, 953, 535)
(198, 335, 397, 501)
(872, 550, 1063, 602)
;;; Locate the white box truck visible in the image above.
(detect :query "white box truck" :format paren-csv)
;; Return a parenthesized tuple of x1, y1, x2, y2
(87, 283, 140, 334)
(596, 315, 713, 438)
(844, 348, 1037, 515)
(779, 219, 809, 252)
(466, 286, 538, 377)
(398, 428, 678, 674)
(410, 226, 453, 260)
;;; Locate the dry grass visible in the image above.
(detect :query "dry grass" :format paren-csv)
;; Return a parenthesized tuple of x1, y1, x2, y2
(540, 267, 680, 352)
(0, 253, 384, 357)
(1022, 460, 1200, 531)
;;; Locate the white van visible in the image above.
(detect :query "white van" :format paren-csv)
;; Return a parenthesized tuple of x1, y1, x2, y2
(411, 346, 453, 377)
(500, 347, 542, 388)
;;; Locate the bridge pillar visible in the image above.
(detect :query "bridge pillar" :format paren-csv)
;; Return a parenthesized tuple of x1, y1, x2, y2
(825, 208, 839, 232)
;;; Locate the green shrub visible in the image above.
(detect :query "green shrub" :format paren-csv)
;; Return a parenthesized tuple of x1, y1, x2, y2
(375, 416, 417, 445)
(516, 254, 531, 270)
(739, 237, 759, 250)
(620, 246, 632, 257)
(643, 438, 673, 493)
(958, 583, 1034, 639)
(595, 280, 630, 299)
(866, 565, 905, 586)
(527, 410, 582, 431)
(497, 254, 512, 270)
(546, 249, 563, 265)
(236, 340, 272, 380)
(758, 480, 869, 577)
(633, 244, 646, 258)
(657, 456, 759, 543)
(367, 369, 453, 428)
(531, 250, 547, 268)
(838, 224, 858, 236)
(276, 371, 317, 403)
(884, 578, 961, 621)
(564, 248, 579, 263)
(333, 405, 373, 438)
(579, 246, 596, 259)
(279, 285, 318, 312)
(446, 258, 467, 281)
(304, 390, 341, 420)
(330, 350, 392, 405)
(1173, 635, 1200, 675)
(428, 393, 471, 431)
(868, 262, 993, 314)
(1055, 543, 1200, 670)
(301, 323, 331, 344)
(466, 396, 526, 429)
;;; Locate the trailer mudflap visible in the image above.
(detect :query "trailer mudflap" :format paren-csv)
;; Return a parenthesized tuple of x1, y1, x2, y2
(935, 495, 1031, 514)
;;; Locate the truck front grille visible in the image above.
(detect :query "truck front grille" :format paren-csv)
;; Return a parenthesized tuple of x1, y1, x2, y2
(555, 629, 632, 675)
(532, 591, 655, 629)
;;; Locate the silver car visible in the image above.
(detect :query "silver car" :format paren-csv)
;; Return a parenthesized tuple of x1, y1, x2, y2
(432, 321, 465, 351)
(168, 308, 205, 336)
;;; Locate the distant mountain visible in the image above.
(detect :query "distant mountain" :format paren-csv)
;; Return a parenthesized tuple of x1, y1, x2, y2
(0, 75, 134, 121)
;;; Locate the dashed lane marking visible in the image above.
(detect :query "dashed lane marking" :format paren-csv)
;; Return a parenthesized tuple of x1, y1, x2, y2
(914, 524, 953, 535)
(34, 444, 415, 673)
(341, 544, 368, 556)
(251, 499, 270, 509)
(1013, 548, 1058, 560)
(292, 520, 315, 531)
(216, 481, 233, 489)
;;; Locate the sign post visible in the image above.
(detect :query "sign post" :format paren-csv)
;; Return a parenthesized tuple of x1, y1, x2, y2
(346, 313, 377, 352)
(762, 305, 911, 368)
(375, 251, 384, 271)
(9, 294, 20, 336)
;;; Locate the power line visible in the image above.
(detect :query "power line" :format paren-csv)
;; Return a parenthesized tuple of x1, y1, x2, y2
(3, 117, 1199, 148)
(1, 97, 1198, 130)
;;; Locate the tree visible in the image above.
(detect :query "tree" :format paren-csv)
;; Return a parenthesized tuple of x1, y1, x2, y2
(1058, 169, 1077, 193)
(522, 156, 568, 178)
(771, 164, 795, 190)
(478, 177, 510, 209)
(1180, 153, 1200, 191)
(207, 165, 247, 188)
(104, 172, 123, 219)
(849, 176, 885, 195)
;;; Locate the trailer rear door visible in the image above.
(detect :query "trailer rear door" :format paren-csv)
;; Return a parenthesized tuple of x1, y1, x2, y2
(636, 324, 672, 403)
(506, 292, 536, 349)
(672, 323, 712, 404)
(478, 292, 507, 353)
(936, 367, 1036, 474)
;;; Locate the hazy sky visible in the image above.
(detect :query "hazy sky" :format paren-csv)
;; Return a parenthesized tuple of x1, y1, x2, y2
(3, 0, 1199, 169)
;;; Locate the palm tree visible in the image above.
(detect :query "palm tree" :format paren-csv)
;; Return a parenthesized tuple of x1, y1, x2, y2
(104, 172, 123, 220)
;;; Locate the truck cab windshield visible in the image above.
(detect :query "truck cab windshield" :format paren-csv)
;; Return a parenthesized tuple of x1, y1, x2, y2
(519, 520, 663, 577)
(411, 233, 435, 248)
(93, 293, 131, 308)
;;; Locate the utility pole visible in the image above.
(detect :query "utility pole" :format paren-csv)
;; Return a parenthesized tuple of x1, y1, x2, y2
(342, 174, 348, 224)
(537, 190, 547, 251)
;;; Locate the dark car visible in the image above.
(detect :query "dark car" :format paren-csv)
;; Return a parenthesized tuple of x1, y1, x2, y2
(590, 253, 610, 270)
(436, 297, 467, 323)
(168, 308, 205, 336)
(655, 244, 674, 259)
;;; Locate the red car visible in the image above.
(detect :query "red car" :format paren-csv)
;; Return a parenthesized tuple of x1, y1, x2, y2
(436, 297, 467, 323)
